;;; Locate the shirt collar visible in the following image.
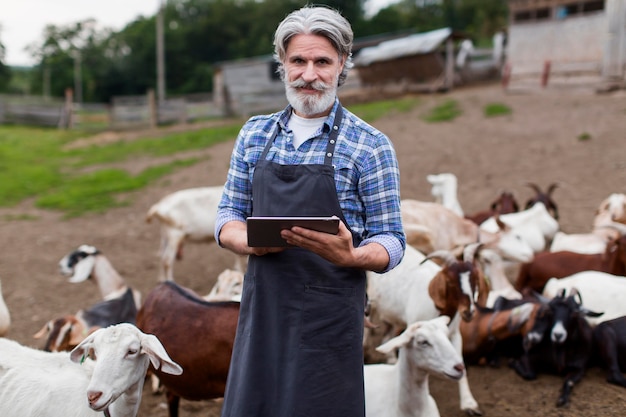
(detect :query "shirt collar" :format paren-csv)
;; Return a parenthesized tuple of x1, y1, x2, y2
(278, 99, 341, 134)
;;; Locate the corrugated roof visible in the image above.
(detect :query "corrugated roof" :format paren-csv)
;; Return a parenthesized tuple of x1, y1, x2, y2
(353, 27, 453, 66)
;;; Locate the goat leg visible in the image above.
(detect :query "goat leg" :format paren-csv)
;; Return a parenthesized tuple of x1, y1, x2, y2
(556, 368, 585, 407)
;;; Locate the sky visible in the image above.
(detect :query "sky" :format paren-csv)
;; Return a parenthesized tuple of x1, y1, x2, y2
(1, 0, 393, 67)
(1, 1, 161, 66)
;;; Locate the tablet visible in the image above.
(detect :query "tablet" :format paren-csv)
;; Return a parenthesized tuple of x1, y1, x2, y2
(247, 216, 340, 247)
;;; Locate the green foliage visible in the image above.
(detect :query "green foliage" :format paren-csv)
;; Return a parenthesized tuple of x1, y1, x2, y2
(423, 99, 461, 122)
(578, 132, 592, 141)
(0, 121, 240, 217)
(484, 103, 512, 117)
(18, 0, 508, 101)
(347, 97, 421, 122)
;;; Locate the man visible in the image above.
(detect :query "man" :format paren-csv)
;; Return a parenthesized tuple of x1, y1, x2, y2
(215, 6, 405, 417)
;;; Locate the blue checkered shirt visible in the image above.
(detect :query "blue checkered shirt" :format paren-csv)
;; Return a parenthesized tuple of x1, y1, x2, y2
(215, 100, 405, 272)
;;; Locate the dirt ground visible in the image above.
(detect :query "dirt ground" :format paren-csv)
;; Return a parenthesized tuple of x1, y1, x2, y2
(1, 83, 625, 416)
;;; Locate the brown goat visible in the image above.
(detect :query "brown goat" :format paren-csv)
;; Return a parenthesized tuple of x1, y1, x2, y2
(515, 235, 626, 293)
(465, 191, 520, 225)
(460, 301, 545, 365)
(135, 281, 239, 417)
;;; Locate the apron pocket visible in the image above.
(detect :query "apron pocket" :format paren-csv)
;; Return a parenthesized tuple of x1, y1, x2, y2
(300, 284, 357, 350)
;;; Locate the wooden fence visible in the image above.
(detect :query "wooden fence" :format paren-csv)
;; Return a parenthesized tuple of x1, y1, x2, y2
(0, 89, 227, 131)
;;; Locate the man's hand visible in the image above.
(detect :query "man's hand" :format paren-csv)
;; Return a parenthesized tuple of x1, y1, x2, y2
(281, 220, 389, 271)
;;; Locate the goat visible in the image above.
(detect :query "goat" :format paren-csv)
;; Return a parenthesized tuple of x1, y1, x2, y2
(426, 172, 464, 217)
(524, 182, 559, 220)
(36, 245, 141, 352)
(480, 202, 559, 253)
(364, 316, 465, 417)
(465, 191, 519, 225)
(592, 315, 626, 388)
(58, 244, 141, 307)
(204, 268, 243, 302)
(476, 249, 522, 307)
(145, 186, 247, 281)
(510, 289, 602, 407)
(365, 243, 488, 416)
(460, 300, 543, 366)
(550, 197, 626, 254)
(401, 199, 534, 263)
(135, 281, 239, 417)
(542, 271, 626, 326)
(0, 323, 182, 417)
(0, 279, 10, 337)
(515, 234, 626, 293)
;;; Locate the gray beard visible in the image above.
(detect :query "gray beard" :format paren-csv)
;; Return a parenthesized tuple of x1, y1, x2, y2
(285, 84, 337, 117)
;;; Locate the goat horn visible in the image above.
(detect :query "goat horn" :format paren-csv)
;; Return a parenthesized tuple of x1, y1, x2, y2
(569, 287, 583, 306)
(424, 250, 457, 267)
(463, 242, 483, 263)
(547, 183, 559, 195)
(525, 182, 542, 194)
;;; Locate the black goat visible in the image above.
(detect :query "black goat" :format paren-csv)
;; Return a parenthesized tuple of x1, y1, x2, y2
(525, 182, 559, 220)
(592, 316, 626, 387)
(510, 288, 602, 407)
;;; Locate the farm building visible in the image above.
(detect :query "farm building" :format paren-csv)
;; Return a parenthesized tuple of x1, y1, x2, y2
(351, 28, 502, 92)
(212, 55, 287, 117)
(211, 32, 413, 116)
(506, 0, 626, 90)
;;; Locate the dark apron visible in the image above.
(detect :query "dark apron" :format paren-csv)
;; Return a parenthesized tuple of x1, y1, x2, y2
(221, 106, 367, 417)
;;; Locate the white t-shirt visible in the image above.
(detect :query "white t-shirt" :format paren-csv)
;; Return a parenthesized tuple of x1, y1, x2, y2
(288, 113, 326, 149)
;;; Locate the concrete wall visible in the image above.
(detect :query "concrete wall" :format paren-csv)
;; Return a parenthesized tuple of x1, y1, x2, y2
(508, 11, 607, 75)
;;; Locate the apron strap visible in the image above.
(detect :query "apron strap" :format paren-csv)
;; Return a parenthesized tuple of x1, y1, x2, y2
(260, 105, 344, 166)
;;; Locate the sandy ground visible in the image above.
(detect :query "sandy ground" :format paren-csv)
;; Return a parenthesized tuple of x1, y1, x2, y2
(1, 83, 625, 416)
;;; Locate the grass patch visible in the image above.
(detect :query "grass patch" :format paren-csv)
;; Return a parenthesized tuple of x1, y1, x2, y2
(423, 100, 461, 122)
(0, 121, 238, 218)
(484, 103, 512, 117)
(348, 97, 421, 123)
(577, 132, 592, 141)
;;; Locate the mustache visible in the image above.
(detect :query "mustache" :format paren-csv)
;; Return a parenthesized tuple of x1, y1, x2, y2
(288, 78, 329, 91)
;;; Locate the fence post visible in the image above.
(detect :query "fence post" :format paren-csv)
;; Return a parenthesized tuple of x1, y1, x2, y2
(148, 89, 157, 129)
(60, 88, 74, 129)
(501, 63, 512, 89)
(541, 60, 551, 88)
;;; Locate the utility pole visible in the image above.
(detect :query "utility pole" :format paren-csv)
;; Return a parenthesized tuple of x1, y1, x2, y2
(156, 0, 166, 105)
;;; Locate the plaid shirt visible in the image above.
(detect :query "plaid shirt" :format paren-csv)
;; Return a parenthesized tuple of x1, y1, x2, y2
(216, 99, 405, 272)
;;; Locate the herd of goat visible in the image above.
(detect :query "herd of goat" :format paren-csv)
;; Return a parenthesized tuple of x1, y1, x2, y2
(1, 172, 626, 417)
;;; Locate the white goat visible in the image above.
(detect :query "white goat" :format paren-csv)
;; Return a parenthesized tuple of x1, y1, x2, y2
(427, 173, 464, 217)
(0, 323, 182, 417)
(550, 193, 626, 254)
(146, 186, 247, 281)
(37, 245, 142, 352)
(477, 249, 522, 308)
(480, 202, 560, 253)
(365, 244, 484, 415)
(364, 316, 464, 417)
(204, 268, 244, 302)
(401, 199, 534, 263)
(59, 244, 141, 307)
(0, 279, 10, 337)
(542, 271, 626, 327)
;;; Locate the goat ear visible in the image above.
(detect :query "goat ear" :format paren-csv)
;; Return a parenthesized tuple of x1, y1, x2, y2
(69, 329, 100, 363)
(375, 324, 418, 354)
(428, 273, 447, 311)
(140, 333, 183, 376)
(68, 256, 95, 283)
(581, 308, 604, 318)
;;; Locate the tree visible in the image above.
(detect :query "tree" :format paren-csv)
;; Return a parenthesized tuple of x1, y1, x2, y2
(0, 29, 12, 92)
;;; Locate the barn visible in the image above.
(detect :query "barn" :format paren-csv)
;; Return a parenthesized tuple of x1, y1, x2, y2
(506, 0, 626, 90)
(351, 27, 501, 93)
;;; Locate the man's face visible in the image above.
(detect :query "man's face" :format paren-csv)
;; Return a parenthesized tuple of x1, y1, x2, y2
(283, 34, 345, 118)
